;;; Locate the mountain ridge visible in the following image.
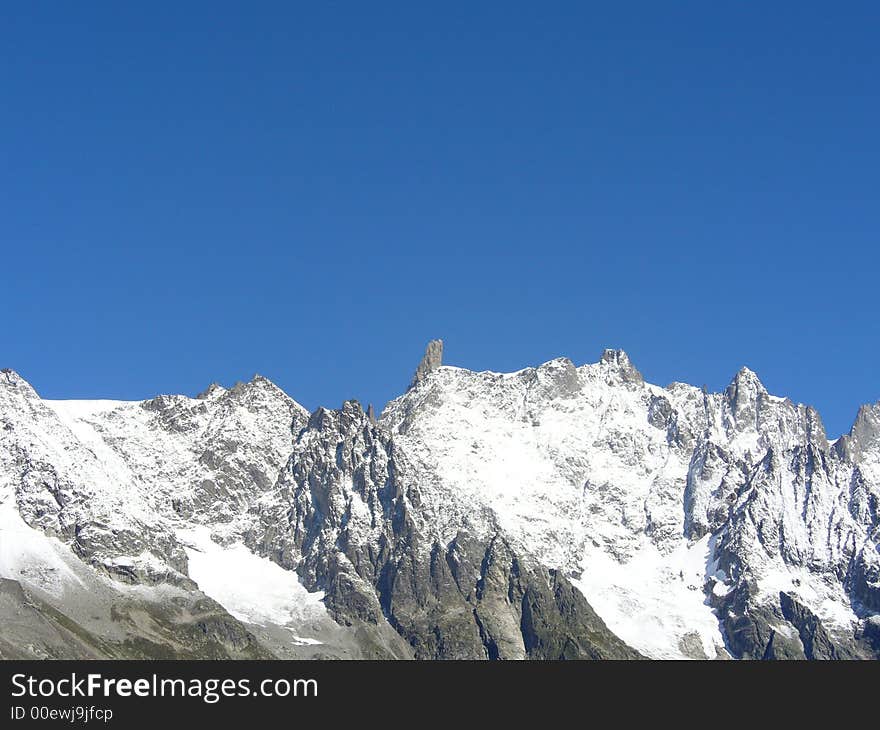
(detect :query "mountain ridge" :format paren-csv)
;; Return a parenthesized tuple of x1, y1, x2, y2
(1, 345, 878, 659)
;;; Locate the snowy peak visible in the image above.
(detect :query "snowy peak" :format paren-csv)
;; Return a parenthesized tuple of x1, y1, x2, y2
(1, 371, 311, 584)
(141, 374, 308, 433)
(716, 367, 834, 453)
(196, 382, 226, 400)
(380, 346, 880, 658)
(840, 402, 880, 462)
(597, 348, 643, 384)
(531, 357, 580, 399)
(727, 366, 768, 400)
(226, 374, 307, 417)
(2, 348, 879, 661)
(306, 399, 368, 433)
(0, 369, 39, 401)
(723, 366, 770, 432)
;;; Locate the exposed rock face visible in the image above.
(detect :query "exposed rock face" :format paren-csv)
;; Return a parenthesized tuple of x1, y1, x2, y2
(599, 348, 644, 384)
(0, 371, 332, 659)
(379, 348, 880, 659)
(251, 400, 639, 659)
(410, 339, 444, 389)
(1, 343, 879, 660)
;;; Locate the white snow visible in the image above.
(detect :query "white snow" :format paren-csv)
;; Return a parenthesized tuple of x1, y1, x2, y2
(0, 498, 83, 597)
(380, 354, 874, 659)
(44, 399, 129, 419)
(288, 633, 323, 646)
(180, 526, 326, 631)
(754, 560, 859, 631)
(382, 360, 728, 658)
(573, 535, 725, 659)
(4, 355, 877, 660)
(44, 400, 139, 495)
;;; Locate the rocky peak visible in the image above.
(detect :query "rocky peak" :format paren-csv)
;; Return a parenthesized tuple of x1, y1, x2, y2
(410, 339, 444, 389)
(339, 399, 368, 427)
(196, 382, 226, 400)
(802, 405, 828, 448)
(725, 367, 768, 414)
(305, 400, 369, 434)
(842, 402, 880, 461)
(729, 366, 767, 394)
(140, 393, 187, 413)
(306, 406, 335, 432)
(534, 358, 580, 398)
(223, 374, 305, 418)
(597, 348, 643, 384)
(227, 374, 273, 398)
(0, 369, 39, 400)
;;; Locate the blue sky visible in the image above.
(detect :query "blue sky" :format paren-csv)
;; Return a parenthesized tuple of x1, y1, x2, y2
(2, 3, 878, 436)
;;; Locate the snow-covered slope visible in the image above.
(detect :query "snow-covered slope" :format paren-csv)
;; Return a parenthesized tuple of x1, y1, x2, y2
(1, 345, 878, 660)
(380, 347, 879, 658)
(0, 368, 348, 657)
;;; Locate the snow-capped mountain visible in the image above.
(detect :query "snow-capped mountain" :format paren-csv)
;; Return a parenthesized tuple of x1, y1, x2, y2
(0, 343, 878, 660)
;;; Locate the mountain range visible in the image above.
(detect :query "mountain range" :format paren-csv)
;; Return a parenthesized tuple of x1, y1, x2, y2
(1, 341, 878, 660)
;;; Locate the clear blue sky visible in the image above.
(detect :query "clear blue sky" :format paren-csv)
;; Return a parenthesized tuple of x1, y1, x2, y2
(2, 3, 878, 436)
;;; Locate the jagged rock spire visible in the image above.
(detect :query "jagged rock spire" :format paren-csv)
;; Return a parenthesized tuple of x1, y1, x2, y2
(410, 339, 443, 389)
(838, 402, 880, 462)
(598, 348, 643, 384)
(196, 382, 225, 400)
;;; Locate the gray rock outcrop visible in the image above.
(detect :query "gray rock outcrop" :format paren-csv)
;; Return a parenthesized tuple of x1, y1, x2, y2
(410, 339, 444, 389)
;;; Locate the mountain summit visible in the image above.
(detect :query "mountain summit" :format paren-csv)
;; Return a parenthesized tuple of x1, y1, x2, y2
(410, 339, 444, 389)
